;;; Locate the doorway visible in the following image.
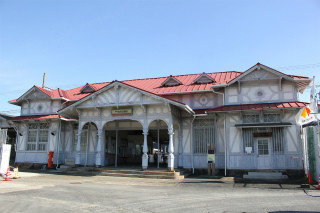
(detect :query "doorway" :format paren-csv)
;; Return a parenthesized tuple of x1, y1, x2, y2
(256, 138, 272, 169)
(105, 130, 144, 167)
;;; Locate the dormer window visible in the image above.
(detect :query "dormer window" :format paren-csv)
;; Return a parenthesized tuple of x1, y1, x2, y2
(193, 72, 215, 84)
(80, 83, 96, 93)
(161, 75, 182, 87)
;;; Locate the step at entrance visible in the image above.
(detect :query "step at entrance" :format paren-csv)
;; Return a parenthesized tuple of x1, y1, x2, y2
(243, 172, 288, 180)
(99, 169, 185, 180)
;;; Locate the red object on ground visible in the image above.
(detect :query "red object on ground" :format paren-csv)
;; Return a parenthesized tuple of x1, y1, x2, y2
(48, 152, 54, 168)
(4, 167, 11, 181)
(308, 170, 313, 185)
(317, 175, 320, 190)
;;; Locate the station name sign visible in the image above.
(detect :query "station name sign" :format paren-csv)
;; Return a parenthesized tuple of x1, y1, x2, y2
(111, 108, 133, 116)
(253, 132, 272, 137)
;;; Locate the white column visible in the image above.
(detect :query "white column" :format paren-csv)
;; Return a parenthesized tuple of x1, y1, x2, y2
(168, 128, 174, 171)
(142, 129, 148, 170)
(75, 130, 82, 165)
(95, 129, 103, 167)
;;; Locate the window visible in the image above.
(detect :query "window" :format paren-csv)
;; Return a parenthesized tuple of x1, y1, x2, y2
(243, 114, 260, 123)
(27, 123, 49, 151)
(193, 119, 215, 154)
(257, 139, 269, 155)
(263, 114, 280, 123)
(271, 127, 284, 154)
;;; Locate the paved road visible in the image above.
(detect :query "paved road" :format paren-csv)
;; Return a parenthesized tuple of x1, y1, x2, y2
(0, 172, 319, 213)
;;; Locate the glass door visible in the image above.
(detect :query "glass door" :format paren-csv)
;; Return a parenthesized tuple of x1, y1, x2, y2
(256, 138, 272, 169)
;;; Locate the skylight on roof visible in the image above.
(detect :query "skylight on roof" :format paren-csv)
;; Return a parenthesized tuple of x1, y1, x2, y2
(193, 72, 215, 84)
(161, 75, 182, 87)
(80, 83, 96, 93)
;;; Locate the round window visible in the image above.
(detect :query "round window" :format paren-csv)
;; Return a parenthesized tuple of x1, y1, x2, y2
(199, 95, 209, 106)
(37, 104, 43, 112)
(255, 89, 265, 99)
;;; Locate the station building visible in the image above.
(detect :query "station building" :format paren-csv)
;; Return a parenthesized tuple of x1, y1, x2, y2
(8, 63, 312, 175)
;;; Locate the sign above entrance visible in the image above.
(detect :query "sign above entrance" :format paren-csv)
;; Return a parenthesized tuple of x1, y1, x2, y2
(112, 109, 133, 116)
(253, 132, 272, 137)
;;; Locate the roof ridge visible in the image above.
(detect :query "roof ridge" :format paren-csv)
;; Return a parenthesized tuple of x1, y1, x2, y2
(82, 70, 242, 87)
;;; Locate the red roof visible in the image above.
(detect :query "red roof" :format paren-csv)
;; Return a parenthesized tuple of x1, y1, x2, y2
(122, 71, 242, 95)
(10, 63, 311, 104)
(205, 102, 308, 113)
(9, 114, 73, 121)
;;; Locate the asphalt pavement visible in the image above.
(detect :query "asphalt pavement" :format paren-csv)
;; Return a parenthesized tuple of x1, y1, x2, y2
(0, 171, 319, 213)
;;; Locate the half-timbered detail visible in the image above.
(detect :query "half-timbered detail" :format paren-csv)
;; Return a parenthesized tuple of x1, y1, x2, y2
(8, 63, 312, 176)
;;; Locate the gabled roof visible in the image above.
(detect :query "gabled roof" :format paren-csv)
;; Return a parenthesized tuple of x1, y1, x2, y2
(218, 63, 312, 93)
(58, 81, 194, 115)
(9, 86, 52, 105)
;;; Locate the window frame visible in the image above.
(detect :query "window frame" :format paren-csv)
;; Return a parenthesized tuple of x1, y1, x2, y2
(193, 119, 215, 154)
(242, 114, 260, 124)
(263, 113, 281, 123)
(26, 122, 49, 152)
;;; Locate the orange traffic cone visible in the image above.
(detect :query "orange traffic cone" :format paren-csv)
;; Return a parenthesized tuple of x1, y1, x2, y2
(4, 167, 11, 181)
(308, 170, 313, 185)
(317, 175, 320, 190)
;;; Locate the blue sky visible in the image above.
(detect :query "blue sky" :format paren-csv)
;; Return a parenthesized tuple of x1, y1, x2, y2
(0, 0, 319, 115)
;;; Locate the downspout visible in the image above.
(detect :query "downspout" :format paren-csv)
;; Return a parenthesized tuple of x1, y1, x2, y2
(190, 115, 196, 174)
(56, 119, 62, 169)
(211, 87, 227, 176)
(212, 89, 225, 106)
(224, 113, 227, 177)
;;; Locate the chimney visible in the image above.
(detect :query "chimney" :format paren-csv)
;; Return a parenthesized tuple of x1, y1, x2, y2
(42, 73, 46, 88)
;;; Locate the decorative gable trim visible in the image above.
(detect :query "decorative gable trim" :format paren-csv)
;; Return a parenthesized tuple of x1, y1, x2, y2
(215, 63, 312, 93)
(227, 63, 294, 86)
(80, 83, 96, 93)
(58, 81, 194, 115)
(161, 75, 182, 87)
(16, 86, 51, 102)
(193, 72, 215, 84)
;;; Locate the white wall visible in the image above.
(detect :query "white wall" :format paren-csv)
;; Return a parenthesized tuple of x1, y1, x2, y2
(165, 92, 221, 109)
(225, 69, 298, 105)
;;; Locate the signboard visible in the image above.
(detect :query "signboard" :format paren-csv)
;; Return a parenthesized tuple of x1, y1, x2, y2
(295, 104, 318, 126)
(207, 149, 215, 163)
(245, 147, 252, 154)
(253, 132, 272, 137)
(0, 144, 11, 174)
(111, 109, 132, 116)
